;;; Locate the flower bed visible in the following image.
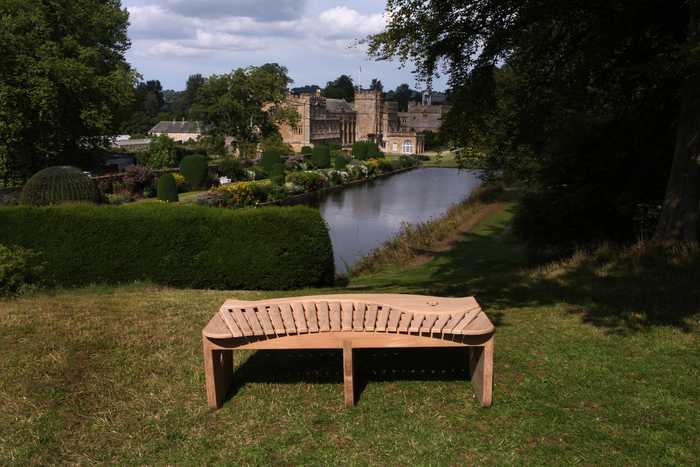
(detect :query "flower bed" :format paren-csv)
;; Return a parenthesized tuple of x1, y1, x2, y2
(196, 156, 420, 208)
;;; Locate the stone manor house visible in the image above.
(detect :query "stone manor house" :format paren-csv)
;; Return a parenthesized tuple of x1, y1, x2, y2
(278, 89, 449, 155)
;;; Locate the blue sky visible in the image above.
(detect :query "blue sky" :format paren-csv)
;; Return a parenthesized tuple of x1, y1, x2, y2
(122, 0, 448, 91)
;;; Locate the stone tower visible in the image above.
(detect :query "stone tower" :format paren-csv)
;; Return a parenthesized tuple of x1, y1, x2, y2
(354, 89, 384, 141)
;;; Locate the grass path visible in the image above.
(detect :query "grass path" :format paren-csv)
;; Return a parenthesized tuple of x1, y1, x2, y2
(1, 206, 698, 465)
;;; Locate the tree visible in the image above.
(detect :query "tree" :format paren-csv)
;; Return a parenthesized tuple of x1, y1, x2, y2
(191, 63, 299, 153)
(370, 0, 698, 243)
(370, 79, 384, 92)
(0, 0, 135, 181)
(385, 84, 419, 111)
(145, 135, 177, 169)
(323, 75, 355, 101)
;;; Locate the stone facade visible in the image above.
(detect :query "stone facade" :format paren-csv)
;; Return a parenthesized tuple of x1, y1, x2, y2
(149, 120, 203, 143)
(278, 89, 444, 155)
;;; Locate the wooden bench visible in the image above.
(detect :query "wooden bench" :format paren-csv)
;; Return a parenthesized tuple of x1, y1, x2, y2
(202, 294, 494, 409)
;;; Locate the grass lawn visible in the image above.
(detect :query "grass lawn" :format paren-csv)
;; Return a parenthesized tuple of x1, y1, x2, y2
(1, 206, 698, 464)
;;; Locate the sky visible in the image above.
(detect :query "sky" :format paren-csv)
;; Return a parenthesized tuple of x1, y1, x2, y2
(122, 0, 448, 92)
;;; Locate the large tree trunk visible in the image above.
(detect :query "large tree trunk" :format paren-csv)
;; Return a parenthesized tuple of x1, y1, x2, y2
(655, 1, 700, 242)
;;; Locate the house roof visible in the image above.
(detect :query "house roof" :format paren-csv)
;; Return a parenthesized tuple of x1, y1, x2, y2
(150, 120, 203, 134)
(325, 98, 354, 113)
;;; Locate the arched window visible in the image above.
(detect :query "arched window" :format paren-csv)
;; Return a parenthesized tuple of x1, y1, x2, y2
(403, 139, 413, 154)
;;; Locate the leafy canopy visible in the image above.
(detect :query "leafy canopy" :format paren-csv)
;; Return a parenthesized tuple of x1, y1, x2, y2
(190, 63, 299, 149)
(0, 0, 135, 181)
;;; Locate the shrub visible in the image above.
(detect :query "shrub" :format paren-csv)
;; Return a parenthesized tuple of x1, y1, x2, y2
(300, 145, 313, 155)
(0, 205, 334, 290)
(157, 174, 179, 202)
(172, 173, 187, 192)
(269, 163, 286, 186)
(261, 149, 282, 173)
(311, 144, 331, 169)
(20, 166, 100, 206)
(146, 134, 178, 169)
(0, 244, 44, 296)
(122, 165, 155, 196)
(218, 158, 247, 181)
(352, 141, 369, 160)
(329, 142, 342, 151)
(335, 153, 348, 170)
(213, 180, 272, 207)
(285, 171, 329, 192)
(180, 154, 209, 190)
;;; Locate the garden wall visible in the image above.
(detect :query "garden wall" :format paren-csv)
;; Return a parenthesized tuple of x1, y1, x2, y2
(0, 204, 334, 290)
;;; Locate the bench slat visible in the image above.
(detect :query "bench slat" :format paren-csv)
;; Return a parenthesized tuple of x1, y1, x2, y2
(398, 312, 413, 333)
(267, 305, 286, 335)
(219, 309, 243, 338)
(453, 307, 481, 334)
(375, 306, 390, 332)
(304, 302, 319, 333)
(244, 307, 264, 336)
(341, 302, 353, 331)
(365, 304, 378, 331)
(442, 312, 465, 334)
(255, 307, 275, 336)
(353, 303, 366, 331)
(317, 302, 330, 332)
(420, 314, 438, 335)
(232, 308, 253, 336)
(408, 313, 425, 333)
(329, 302, 341, 331)
(387, 308, 402, 332)
(280, 303, 296, 334)
(432, 314, 451, 335)
(291, 303, 308, 334)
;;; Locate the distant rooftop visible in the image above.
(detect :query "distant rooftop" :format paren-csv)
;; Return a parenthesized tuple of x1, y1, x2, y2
(326, 98, 354, 113)
(150, 120, 203, 134)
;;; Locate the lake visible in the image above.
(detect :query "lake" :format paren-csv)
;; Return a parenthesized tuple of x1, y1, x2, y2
(309, 167, 482, 273)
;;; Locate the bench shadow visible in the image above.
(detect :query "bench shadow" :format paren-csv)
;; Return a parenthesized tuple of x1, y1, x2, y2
(226, 347, 471, 405)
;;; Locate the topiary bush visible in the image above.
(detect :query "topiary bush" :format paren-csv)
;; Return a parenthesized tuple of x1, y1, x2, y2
(20, 166, 100, 206)
(311, 144, 331, 169)
(352, 141, 369, 160)
(0, 204, 334, 290)
(334, 152, 348, 170)
(157, 174, 179, 202)
(300, 145, 313, 155)
(261, 149, 282, 173)
(0, 244, 44, 296)
(269, 163, 286, 186)
(179, 154, 209, 190)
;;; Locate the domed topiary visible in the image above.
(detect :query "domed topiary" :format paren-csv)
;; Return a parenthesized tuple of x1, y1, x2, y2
(20, 166, 100, 206)
(261, 149, 282, 173)
(300, 145, 313, 155)
(179, 154, 209, 190)
(334, 153, 348, 170)
(157, 173, 179, 202)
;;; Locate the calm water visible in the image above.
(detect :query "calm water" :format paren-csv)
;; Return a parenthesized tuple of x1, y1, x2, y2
(309, 168, 482, 273)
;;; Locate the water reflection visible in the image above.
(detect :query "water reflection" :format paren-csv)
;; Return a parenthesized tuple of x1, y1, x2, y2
(309, 168, 482, 273)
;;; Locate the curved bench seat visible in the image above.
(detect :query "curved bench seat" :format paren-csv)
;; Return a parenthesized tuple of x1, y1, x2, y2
(202, 294, 494, 409)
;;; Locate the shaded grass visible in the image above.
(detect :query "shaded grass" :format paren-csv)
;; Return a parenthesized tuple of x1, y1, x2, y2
(0, 206, 698, 465)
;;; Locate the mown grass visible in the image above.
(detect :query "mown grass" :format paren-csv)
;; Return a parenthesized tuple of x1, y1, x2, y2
(1, 206, 698, 465)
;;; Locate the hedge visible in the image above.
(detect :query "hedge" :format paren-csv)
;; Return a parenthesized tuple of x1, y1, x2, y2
(0, 204, 335, 290)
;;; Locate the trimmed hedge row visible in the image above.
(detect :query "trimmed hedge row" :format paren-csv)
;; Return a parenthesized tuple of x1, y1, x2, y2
(0, 204, 335, 290)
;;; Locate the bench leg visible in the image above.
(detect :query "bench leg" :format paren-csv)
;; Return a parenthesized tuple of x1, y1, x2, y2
(469, 337, 494, 407)
(203, 339, 233, 409)
(343, 340, 354, 407)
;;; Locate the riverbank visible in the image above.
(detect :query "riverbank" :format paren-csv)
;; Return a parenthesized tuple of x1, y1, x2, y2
(350, 184, 506, 275)
(1, 206, 698, 465)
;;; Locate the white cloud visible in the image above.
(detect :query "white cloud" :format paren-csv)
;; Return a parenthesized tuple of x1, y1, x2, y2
(126, 3, 384, 58)
(316, 6, 386, 39)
